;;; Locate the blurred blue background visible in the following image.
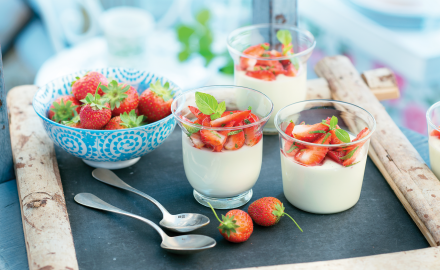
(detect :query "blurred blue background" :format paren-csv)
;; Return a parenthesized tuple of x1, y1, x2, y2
(2, 0, 440, 134)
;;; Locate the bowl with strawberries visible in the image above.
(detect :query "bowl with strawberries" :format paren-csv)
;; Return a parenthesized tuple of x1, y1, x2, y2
(33, 68, 181, 169)
(275, 100, 376, 214)
(171, 85, 273, 209)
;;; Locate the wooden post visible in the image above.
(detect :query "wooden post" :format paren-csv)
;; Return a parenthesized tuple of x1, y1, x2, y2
(252, 0, 298, 25)
(0, 47, 15, 183)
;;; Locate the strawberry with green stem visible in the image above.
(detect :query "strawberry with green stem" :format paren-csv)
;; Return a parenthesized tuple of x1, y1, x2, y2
(100, 80, 139, 117)
(79, 83, 111, 130)
(248, 197, 302, 231)
(207, 202, 253, 243)
(49, 95, 81, 123)
(62, 115, 82, 128)
(138, 80, 175, 122)
(71, 71, 108, 101)
(104, 110, 146, 130)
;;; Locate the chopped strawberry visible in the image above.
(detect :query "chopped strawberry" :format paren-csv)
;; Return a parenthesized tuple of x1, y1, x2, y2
(327, 150, 346, 165)
(218, 121, 236, 136)
(243, 43, 267, 56)
(268, 50, 282, 57)
(255, 60, 284, 75)
(335, 127, 370, 151)
(189, 105, 210, 121)
(202, 117, 211, 127)
(243, 113, 262, 146)
(294, 134, 331, 166)
(285, 121, 295, 137)
(224, 129, 245, 150)
(189, 132, 204, 149)
(200, 130, 227, 147)
(245, 70, 276, 81)
(221, 110, 240, 117)
(284, 63, 298, 77)
(179, 115, 193, 123)
(292, 123, 329, 142)
(283, 140, 303, 157)
(342, 147, 362, 167)
(431, 128, 440, 138)
(210, 110, 251, 127)
(329, 130, 344, 144)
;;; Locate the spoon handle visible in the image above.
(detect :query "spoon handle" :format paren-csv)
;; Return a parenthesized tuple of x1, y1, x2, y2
(92, 168, 171, 216)
(74, 193, 168, 240)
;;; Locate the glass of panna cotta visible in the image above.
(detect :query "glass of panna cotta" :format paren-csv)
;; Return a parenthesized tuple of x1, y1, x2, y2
(275, 100, 376, 214)
(227, 24, 315, 135)
(171, 86, 273, 209)
(426, 101, 440, 179)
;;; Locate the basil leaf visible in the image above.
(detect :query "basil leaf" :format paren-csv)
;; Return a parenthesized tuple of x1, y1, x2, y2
(340, 146, 359, 160)
(195, 92, 218, 115)
(335, 129, 351, 143)
(330, 116, 338, 130)
(227, 130, 242, 136)
(309, 130, 326, 134)
(286, 144, 298, 154)
(276, 30, 292, 46)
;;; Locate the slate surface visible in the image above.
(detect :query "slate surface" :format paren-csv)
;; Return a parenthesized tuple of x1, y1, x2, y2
(55, 128, 430, 270)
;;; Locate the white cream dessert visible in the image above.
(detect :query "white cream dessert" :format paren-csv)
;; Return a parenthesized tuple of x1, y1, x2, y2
(429, 135, 440, 179)
(235, 69, 307, 131)
(182, 133, 263, 198)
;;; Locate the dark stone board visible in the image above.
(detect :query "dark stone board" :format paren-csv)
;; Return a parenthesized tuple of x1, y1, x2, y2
(57, 128, 429, 270)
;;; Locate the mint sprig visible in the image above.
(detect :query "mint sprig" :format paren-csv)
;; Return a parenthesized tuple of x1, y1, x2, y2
(321, 116, 350, 143)
(227, 130, 242, 136)
(184, 123, 201, 136)
(195, 92, 226, 120)
(276, 29, 298, 69)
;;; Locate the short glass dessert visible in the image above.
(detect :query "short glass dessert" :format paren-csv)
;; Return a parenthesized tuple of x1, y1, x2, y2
(427, 101, 440, 179)
(275, 100, 376, 214)
(171, 86, 273, 209)
(227, 24, 315, 134)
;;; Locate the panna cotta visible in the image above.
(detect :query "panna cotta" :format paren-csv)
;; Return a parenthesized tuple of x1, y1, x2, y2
(182, 133, 263, 198)
(429, 135, 440, 179)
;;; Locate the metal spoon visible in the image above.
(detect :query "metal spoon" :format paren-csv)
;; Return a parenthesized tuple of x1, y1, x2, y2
(74, 193, 216, 254)
(91, 168, 210, 233)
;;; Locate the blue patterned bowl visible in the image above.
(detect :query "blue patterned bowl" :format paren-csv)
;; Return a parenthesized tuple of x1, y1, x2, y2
(33, 67, 181, 169)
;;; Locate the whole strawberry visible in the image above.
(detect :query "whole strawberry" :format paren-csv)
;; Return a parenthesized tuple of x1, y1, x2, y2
(62, 115, 82, 128)
(248, 197, 302, 231)
(48, 95, 81, 123)
(138, 80, 174, 123)
(71, 71, 108, 101)
(208, 203, 253, 243)
(104, 110, 146, 130)
(79, 83, 111, 130)
(100, 80, 139, 117)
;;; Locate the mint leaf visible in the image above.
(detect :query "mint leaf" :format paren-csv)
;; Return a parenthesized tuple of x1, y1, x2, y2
(227, 130, 242, 136)
(244, 119, 251, 125)
(330, 116, 338, 130)
(210, 112, 221, 120)
(286, 144, 298, 154)
(341, 146, 359, 160)
(184, 123, 201, 135)
(260, 43, 269, 50)
(321, 133, 331, 144)
(345, 161, 360, 167)
(248, 106, 252, 110)
(217, 101, 226, 116)
(335, 129, 351, 143)
(195, 92, 218, 115)
(276, 30, 292, 46)
(309, 130, 326, 134)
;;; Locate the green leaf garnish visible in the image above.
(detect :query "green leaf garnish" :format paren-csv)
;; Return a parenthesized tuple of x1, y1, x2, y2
(248, 106, 252, 110)
(286, 144, 298, 154)
(195, 92, 226, 120)
(309, 130, 326, 134)
(335, 129, 351, 143)
(260, 43, 269, 50)
(345, 161, 360, 167)
(321, 133, 331, 144)
(329, 116, 338, 130)
(227, 130, 242, 136)
(276, 30, 292, 47)
(184, 123, 201, 135)
(340, 146, 359, 160)
(244, 119, 251, 125)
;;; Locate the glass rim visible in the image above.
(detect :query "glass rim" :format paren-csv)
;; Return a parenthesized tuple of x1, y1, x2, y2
(226, 23, 316, 61)
(426, 101, 440, 133)
(171, 85, 274, 131)
(274, 99, 376, 147)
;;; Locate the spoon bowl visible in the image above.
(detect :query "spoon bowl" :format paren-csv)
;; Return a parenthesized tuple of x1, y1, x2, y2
(92, 168, 210, 233)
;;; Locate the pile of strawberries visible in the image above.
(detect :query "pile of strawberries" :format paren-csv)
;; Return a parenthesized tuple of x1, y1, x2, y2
(209, 197, 302, 243)
(180, 92, 263, 151)
(282, 116, 370, 167)
(48, 71, 175, 130)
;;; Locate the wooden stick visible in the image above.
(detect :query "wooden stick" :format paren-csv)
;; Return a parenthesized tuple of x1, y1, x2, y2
(315, 56, 440, 247)
(7, 85, 78, 270)
(361, 68, 400, 100)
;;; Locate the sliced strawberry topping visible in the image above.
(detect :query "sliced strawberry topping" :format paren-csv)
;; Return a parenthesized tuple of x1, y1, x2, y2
(285, 121, 295, 137)
(431, 128, 440, 138)
(335, 127, 370, 151)
(189, 132, 204, 149)
(224, 130, 245, 150)
(284, 63, 298, 77)
(342, 147, 362, 167)
(189, 105, 210, 121)
(283, 140, 303, 157)
(218, 121, 236, 136)
(245, 70, 276, 81)
(179, 115, 193, 123)
(292, 123, 329, 142)
(329, 130, 344, 144)
(200, 130, 227, 147)
(255, 60, 284, 75)
(243, 44, 267, 56)
(221, 110, 240, 117)
(243, 113, 262, 146)
(210, 110, 251, 127)
(327, 150, 346, 165)
(202, 117, 211, 127)
(294, 134, 331, 166)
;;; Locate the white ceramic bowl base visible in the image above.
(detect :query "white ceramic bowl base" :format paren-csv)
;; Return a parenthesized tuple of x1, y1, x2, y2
(82, 157, 141, 170)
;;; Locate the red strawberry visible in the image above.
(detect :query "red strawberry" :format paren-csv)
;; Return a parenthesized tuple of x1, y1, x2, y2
(79, 85, 111, 130)
(327, 150, 346, 165)
(210, 110, 251, 127)
(189, 105, 210, 121)
(294, 133, 331, 166)
(292, 122, 329, 142)
(248, 197, 302, 231)
(224, 129, 245, 150)
(201, 117, 211, 127)
(245, 70, 276, 81)
(431, 127, 440, 138)
(329, 129, 344, 144)
(255, 60, 284, 75)
(342, 147, 362, 167)
(49, 95, 81, 123)
(103, 110, 145, 130)
(62, 115, 82, 128)
(283, 140, 303, 157)
(284, 63, 298, 77)
(200, 130, 227, 147)
(208, 203, 253, 243)
(189, 132, 205, 149)
(100, 80, 139, 117)
(335, 127, 370, 152)
(243, 113, 262, 146)
(138, 80, 175, 123)
(239, 43, 268, 70)
(284, 121, 295, 136)
(218, 121, 236, 136)
(71, 71, 108, 101)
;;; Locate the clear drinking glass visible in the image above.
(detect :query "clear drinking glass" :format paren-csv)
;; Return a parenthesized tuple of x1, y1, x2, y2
(227, 24, 315, 135)
(171, 86, 273, 209)
(275, 100, 376, 214)
(427, 101, 440, 179)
